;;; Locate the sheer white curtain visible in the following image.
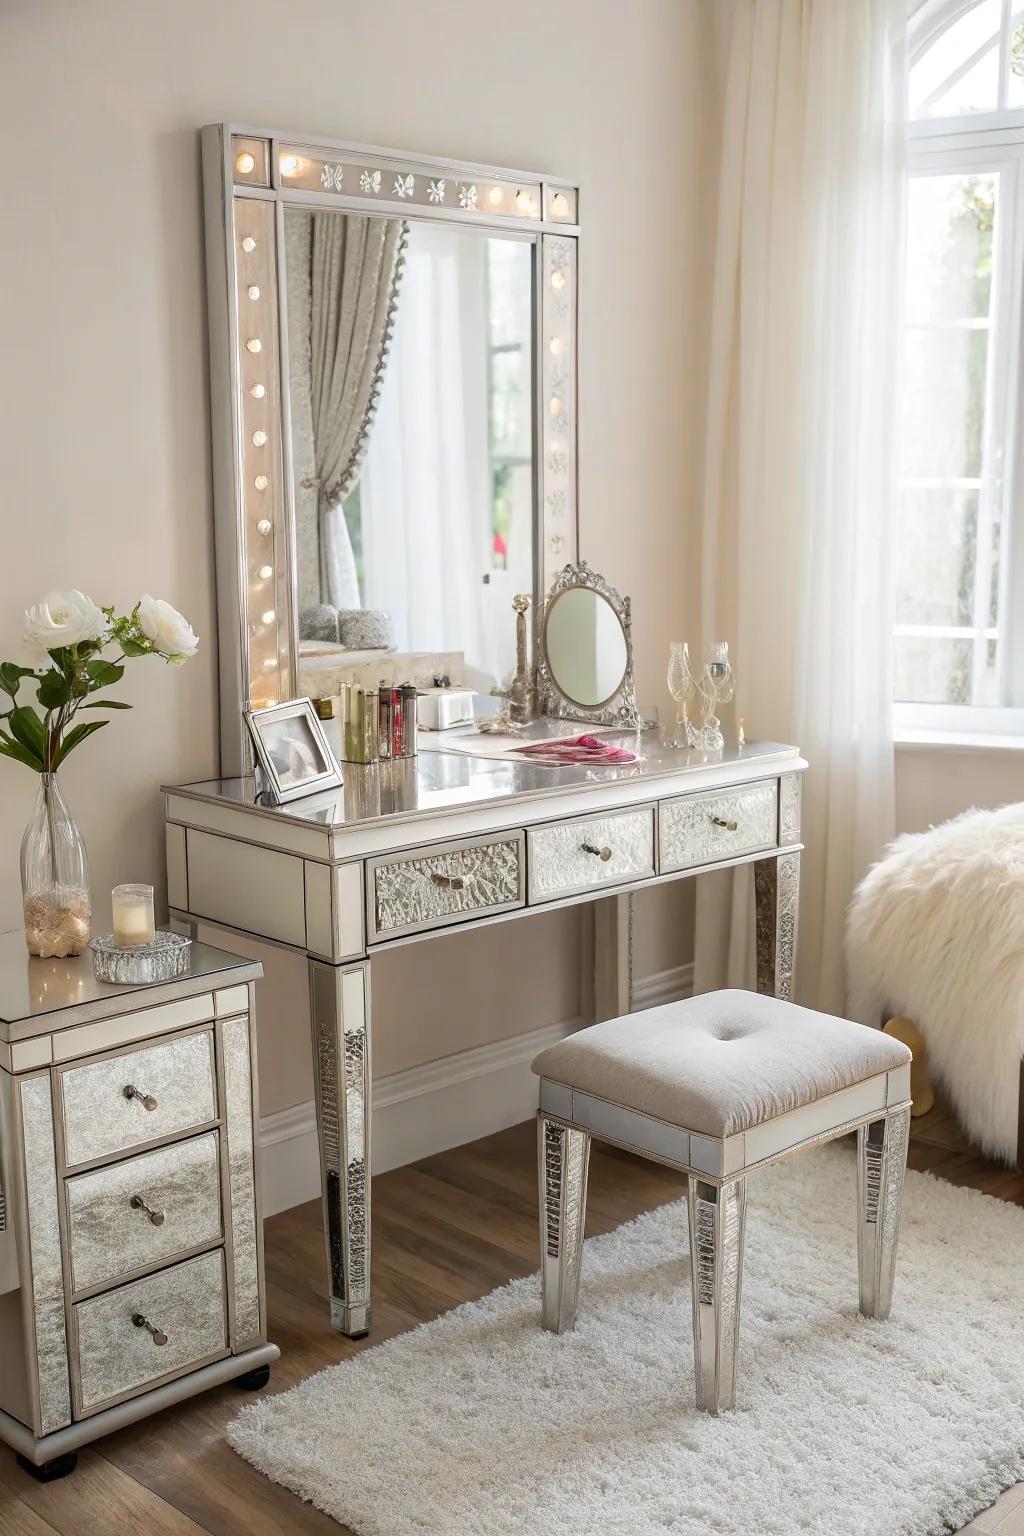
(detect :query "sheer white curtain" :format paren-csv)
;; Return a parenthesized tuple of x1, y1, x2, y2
(359, 225, 490, 663)
(694, 0, 907, 1014)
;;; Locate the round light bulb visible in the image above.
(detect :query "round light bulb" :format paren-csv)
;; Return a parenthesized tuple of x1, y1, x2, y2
(551, 192, 570, 217)
(280, 154, 300, 177)
(515, 189, 533, 213)
(235, 151, 256, 175)
(249, 383, 265, 399)
(261, 609, 276, 625)
(488, 186, 504, 206)
(550, 397, 562, 417)
(241, 235, 257, 253)
(254, 474, 269, 491)
(263, 657, 278, 671)
(256, 518, 272, 535)
(246, 337, 262, 353)
(549, 337, 565, 355)
(550, 269, 565, 290)
(251, 429, 267, 447)
(258, 564, 273, 580)
(247, 284, 261, 300)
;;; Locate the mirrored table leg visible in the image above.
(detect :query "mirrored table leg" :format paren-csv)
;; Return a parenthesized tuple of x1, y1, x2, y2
(753, 850, 800, 1000)
(309, 958, 372, 1337)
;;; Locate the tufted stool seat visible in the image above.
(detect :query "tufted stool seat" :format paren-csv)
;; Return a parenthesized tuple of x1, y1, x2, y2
(531, 989, 912, 1413)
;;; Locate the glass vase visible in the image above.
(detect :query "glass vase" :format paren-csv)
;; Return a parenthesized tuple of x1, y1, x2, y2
(20, 773, 92, 958)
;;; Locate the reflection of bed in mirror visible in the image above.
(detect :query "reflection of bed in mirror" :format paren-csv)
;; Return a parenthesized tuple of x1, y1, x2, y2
(284, 208, 535, 700)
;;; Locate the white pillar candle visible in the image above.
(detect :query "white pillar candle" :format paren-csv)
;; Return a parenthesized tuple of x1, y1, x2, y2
(112, 884, 156, 949)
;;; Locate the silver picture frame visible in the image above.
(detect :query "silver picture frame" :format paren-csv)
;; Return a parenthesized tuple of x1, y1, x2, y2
(536, 561, 640, 729)
(244, 698, 342, 804)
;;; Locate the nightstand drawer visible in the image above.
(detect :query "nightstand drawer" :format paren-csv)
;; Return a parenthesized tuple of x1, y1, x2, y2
(72, 1249, 228, 1417)
(528, 807, 655, 903)
(368, 832, 525, 941)
(60, 1030, 217, 1170)
(659, 781, 779, 872)
(65, 1131, 222, 1295)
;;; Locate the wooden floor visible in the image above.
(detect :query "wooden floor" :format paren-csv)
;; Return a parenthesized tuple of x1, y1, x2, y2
(1, 1097, 1022, 1536)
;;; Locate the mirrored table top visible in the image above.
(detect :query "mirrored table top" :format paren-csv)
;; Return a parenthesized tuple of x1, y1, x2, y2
(166, 727, 801, 833)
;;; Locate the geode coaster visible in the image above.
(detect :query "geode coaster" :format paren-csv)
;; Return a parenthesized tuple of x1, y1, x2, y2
(89, 932, 192, 985)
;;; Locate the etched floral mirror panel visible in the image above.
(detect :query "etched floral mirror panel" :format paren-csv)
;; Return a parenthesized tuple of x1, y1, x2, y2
(202, 124, 580, 773)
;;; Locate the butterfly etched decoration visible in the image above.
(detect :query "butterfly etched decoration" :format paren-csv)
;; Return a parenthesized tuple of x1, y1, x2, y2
(458, 183, 478, 210)
(428, 179, 446, 204)
(320, 163, 343, 192)
(393, 174, 415, 199)
(359, 169, 382, 195)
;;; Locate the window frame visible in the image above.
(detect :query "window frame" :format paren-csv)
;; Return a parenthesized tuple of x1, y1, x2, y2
(896, 12, 1024, 736)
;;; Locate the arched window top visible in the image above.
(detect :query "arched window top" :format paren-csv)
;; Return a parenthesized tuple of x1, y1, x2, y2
(910, 0, 1024, 119)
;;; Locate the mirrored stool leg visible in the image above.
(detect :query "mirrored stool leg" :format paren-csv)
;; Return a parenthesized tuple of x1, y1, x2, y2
(309, 959, 372, 1337)
(857, 1107, 910, 1320)
(687, 1176, 746, 1413)
(539, 1116, 590, 1334)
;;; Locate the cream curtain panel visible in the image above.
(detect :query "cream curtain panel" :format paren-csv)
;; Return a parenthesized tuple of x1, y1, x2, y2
(694, 0, 907, 1014)
(308, 214, 406, 608)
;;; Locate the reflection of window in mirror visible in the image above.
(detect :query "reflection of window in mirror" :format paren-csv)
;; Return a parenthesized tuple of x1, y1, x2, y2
(286, 209, 535, 690)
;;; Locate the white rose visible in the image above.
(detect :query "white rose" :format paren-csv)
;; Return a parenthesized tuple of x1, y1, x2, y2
(24, 590, 107, 653)
(138, 595, 199, 661)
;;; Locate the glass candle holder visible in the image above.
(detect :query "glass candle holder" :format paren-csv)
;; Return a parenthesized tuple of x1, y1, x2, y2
(112, 884, 156, 949)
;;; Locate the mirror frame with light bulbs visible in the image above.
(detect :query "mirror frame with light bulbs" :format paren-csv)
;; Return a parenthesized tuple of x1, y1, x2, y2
(536, 561, 640, 729)
(201, 122, 580, 775)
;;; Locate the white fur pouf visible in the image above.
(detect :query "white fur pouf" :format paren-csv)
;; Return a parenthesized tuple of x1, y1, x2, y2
(846, 802, 1024, 1164)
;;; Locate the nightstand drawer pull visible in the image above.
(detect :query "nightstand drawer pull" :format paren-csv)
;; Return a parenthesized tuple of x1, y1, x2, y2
(129, 1195, 165, 1227)
(132, 1313, 168, 1346)
(709, 815, 738, 832)
(123, 1084, 158, 1112)
(430, 872, 465, 890)
(581, 843, 613, 861)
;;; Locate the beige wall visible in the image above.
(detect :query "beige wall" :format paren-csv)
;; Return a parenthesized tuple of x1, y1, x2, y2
(1, 0, 713, 1115)
(895, 747, 1023, 835)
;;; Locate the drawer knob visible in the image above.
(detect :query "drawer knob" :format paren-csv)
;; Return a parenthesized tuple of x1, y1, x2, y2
(430, 872, 465, 890)
(581, 843, 613, 862)
(129, 1195, 165, 1227)
(709, 815, 738, 832)
(132, 1313, 168, 1346)
(123, 1084, 158, 1112)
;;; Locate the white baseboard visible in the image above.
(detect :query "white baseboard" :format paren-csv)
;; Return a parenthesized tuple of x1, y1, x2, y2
(259, 962, 695, 1218)
(259, 1015, 580, 1218)
(631, 961, 694, 1012)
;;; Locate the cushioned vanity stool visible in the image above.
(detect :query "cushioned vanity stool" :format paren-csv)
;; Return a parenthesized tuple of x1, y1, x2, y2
(532, 990, 913, 1414)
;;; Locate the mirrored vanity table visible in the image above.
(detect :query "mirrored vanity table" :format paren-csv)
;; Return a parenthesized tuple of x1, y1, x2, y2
(182, 124, 807, 1339)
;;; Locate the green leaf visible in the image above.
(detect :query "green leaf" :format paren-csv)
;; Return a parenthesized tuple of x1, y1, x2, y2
(53, 719, 107, 766)
(80, 699, 132, 709)
(8, 706, 46, 764)
(36, 672, 71, 710)
(120, 636, 151, 657)
(0, 731, 45, 771)
(0, 663, 34, 699)
(85, 659, 125, 689)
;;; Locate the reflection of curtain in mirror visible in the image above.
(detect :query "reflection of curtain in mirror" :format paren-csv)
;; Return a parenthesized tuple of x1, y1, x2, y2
(303, 214, 406, 609)
(359, 225, 491, 673)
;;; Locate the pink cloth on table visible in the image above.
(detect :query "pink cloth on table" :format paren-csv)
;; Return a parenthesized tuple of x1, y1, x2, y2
(513, 734, 641, 766)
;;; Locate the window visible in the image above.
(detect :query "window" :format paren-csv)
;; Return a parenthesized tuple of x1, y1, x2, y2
(897, 0, 1024, 732)
(485, 239, 533, 574)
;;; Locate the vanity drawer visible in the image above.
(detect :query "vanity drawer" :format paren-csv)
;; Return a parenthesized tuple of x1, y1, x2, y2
(60, 1030, 218, 1170)
(65, 1130, 223, 1295)
(528, 807, 655, 903)
(368, 832, 525, 941)
(71, 1248, 227, 1417)
(659, 781, 779, 872)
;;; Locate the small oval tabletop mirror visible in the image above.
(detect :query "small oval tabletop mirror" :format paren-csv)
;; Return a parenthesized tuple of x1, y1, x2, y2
(537, 562, 640, 727)
(545, 587, 628, 707)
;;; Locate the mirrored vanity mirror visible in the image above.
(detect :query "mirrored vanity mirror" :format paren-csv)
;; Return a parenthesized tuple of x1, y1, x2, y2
(202, 126, 580, 772)
(537, 563, 639, 727)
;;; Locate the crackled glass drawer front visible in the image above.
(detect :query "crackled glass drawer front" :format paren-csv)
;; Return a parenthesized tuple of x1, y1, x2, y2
(369, 833, 525, 941)
(659, 781, 778, 872)
(65, 1130, 223, 1294)
(528, 807, 655, 903)
(72, 1248, 227, 1417)
(60, 1030, 217, 1170)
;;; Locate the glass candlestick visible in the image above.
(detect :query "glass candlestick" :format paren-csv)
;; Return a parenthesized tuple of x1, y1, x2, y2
(112, 884, 156, 948)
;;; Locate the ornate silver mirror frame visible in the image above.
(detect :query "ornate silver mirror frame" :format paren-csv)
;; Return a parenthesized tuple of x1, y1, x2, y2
(537, 562, 640, 728)
(201, 122, 580, 773)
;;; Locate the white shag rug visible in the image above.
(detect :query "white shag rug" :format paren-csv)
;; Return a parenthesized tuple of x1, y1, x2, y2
(229, 1148, 1024, 1536)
